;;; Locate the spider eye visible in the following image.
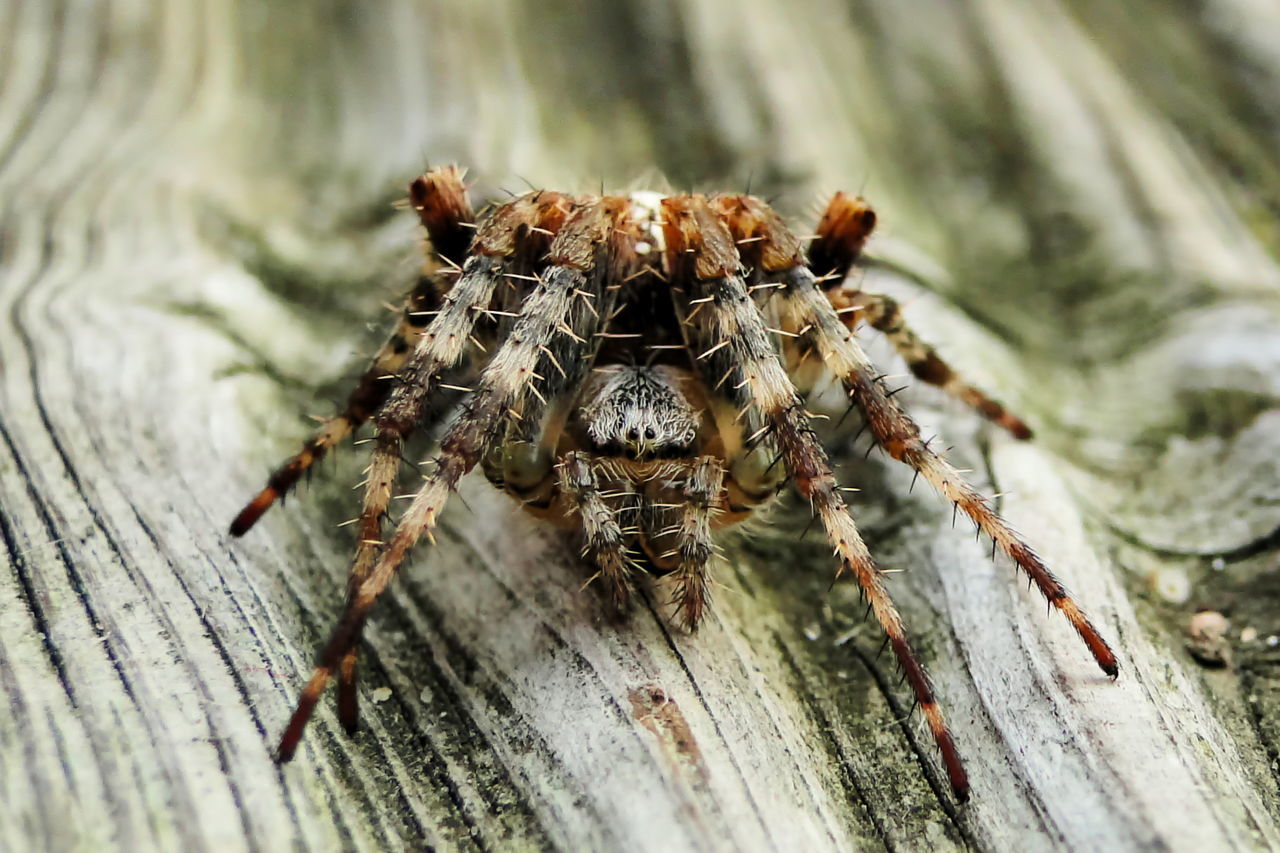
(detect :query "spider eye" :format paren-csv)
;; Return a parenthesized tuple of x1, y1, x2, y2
(644, 427, 656, 440)
(626, 428, 640, 441)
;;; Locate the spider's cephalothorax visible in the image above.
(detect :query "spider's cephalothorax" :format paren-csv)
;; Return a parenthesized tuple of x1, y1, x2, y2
(578, 365, 700, 460)
(230, 166, 1118, 802)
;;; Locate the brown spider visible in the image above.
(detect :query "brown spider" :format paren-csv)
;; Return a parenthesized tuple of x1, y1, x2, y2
(229, 166, 1118, 802)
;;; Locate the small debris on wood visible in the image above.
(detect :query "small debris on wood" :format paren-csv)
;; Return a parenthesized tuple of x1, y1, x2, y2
(1186, 610, 1232, 668)
(1154, 568, 1192, 604)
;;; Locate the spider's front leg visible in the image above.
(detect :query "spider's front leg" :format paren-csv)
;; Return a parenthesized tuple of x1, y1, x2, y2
(721, 195, 1117, 679)
(662, 196, 971, 802)
(275, 196, 638, 761)
(276, 186, 573, 747)
(853, 291, 1033, 439)
(230, 167, 476, 536)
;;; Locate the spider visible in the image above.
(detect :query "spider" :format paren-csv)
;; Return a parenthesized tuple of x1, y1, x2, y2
(229, 166, 1118, 802)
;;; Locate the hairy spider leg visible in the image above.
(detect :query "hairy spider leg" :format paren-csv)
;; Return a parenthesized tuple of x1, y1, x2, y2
(764, 252, 1121, 682)
(229, 167, 477, 536)
(662, 195, 971, 802)
(661, 197, 789, 527)
(275, 197, 638, 761)
(809, 192, 1033, 439)
(481, 208, 621, 519)
(717, 193, 1117, 678)
(334, 377, 477, 730)
(330, 189, 573, 734)
(857, 292, 1033, 439)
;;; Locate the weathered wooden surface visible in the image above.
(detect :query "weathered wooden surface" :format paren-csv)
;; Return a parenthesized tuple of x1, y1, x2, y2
(2, 0, 1279, 850)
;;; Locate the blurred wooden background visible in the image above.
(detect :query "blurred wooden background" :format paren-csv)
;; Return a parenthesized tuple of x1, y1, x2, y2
(2, 0, 1279, 850)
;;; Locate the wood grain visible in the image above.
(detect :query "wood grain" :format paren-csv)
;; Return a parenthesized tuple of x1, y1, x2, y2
(2, 0, 1279, 850)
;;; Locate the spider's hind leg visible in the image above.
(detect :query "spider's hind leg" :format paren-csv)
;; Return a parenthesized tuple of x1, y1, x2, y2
(809, 191, 1032, 439)
(851, 291, 1033, 439)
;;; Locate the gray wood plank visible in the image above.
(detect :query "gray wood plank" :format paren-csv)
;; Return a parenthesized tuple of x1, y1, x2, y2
(1, 0, 1278, 849)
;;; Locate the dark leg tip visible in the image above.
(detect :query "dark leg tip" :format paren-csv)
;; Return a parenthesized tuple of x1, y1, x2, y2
(230, 487, 278, 536)
(274, 741, 297, 765)
(338, 690, 360, 736)
(996, 412, 1034, 441)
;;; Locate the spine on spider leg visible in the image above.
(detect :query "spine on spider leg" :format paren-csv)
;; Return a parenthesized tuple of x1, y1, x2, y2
(778, 266, 1118, 677)
(229, 167, 477, 536)
(663, 196, 970, 800)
